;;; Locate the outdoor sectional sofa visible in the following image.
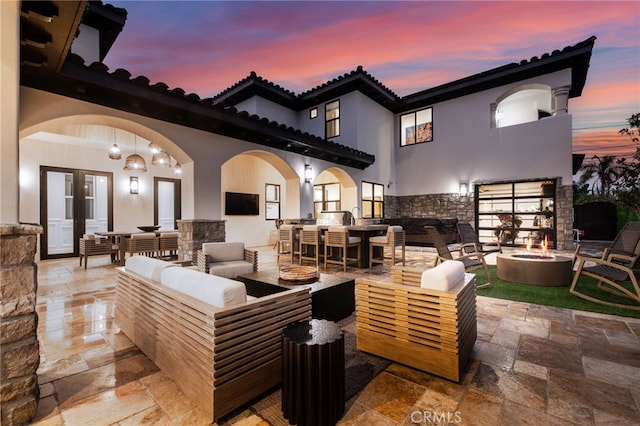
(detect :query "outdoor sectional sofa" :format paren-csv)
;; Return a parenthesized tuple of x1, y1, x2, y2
(380, 217, 459, 246)
(115, 256, 312, 422)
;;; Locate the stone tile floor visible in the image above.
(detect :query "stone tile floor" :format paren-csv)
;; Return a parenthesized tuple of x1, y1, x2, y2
(31, 246, 640, 425)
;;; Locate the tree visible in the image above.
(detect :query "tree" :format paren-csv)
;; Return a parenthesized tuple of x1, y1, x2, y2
(578, 154, 621, 197)
(616, 113, 640, 217)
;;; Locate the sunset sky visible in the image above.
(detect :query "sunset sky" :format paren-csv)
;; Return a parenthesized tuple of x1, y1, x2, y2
(105, 1, 640, 160)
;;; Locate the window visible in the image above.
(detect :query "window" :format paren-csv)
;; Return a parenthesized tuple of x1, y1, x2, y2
(494, 85, 551, 128)
(265, 183, 280, 220)
(64, 173, 74, 220)
(361, 182, 384, 218)
(309, 107, 318, 119)
(313, 182, 340, 217)
(84, 175, 95, 220)
(400, 107, 432, 146)
(325, 100, 340, 138)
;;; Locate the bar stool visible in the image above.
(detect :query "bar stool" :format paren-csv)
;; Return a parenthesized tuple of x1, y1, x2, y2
(324, 226, 361, 272)
(369, 225, 405, 269)
(277, 224, 298, 264)
(298, 225, 323, 267)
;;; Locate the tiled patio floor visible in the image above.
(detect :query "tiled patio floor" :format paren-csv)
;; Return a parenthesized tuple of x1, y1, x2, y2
(31, 246, 640, 425)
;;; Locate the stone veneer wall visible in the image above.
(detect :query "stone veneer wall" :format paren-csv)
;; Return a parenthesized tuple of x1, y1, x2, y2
(1, 224, 43, 426)
(384, 193, 475, 222)
(177, 219, 226, 263)
(384, 185, 574, 251)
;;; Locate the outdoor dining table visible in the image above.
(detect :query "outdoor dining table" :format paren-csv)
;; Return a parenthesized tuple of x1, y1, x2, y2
(95, 230, 165, 265)
(290, 223, 388, 268)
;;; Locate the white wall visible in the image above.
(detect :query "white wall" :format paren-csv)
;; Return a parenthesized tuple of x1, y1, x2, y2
(395, 70, 574, 195)
(221, 155, 286, 246)
(235, 96, 298, 128)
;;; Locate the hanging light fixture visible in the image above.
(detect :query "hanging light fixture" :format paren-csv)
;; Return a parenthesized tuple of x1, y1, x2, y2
(148, 142, 161, 154)
(173, 161, 183, 175)
(123, 135, 147, 172)
(151, 148, 171, 167)
(108, 128, 121, 160)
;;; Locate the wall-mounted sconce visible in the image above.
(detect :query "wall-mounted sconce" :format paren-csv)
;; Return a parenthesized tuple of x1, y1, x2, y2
(459, 182, 468, 196)
(304, 164, 312, 183)
(129, 176, 139, 194)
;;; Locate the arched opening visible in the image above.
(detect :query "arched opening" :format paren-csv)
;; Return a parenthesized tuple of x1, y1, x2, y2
(312, 167, 358, 218)
(494, 84, 551, 128)
(221, 150, 300, 247)
(19, 115, 193, 258)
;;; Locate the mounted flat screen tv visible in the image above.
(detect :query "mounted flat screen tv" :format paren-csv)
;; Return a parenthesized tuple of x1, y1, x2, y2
(225, 192, 259, 215)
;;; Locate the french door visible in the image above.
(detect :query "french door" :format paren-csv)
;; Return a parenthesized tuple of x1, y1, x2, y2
(154, 177, 181, 230)
(40, 166, 113, 259)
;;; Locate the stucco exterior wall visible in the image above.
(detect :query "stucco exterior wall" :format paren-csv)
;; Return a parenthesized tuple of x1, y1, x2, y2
(394, 70, 574, 196)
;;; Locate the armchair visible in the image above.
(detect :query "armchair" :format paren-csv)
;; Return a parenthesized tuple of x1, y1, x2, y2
(356, 261, 477, 382)
(197, 242, 258, 278)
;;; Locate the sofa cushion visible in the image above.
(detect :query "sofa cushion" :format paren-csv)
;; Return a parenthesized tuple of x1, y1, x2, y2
(208, 260, 255, 279)
(421, 260, 465, 291)
(125, 256, 178, 282)
(202, 242, 245, 262)
(160, 266, 247, 307)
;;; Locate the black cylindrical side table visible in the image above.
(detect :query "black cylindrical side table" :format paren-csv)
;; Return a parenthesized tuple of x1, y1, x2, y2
(282, 319, 345, 426)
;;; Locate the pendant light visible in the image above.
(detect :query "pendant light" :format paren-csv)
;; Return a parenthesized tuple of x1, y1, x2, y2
(173, 161, 183, 175)
(108, 128, 121, 160)
(123, 135, 147, 172)
(151, 148, 171, 167)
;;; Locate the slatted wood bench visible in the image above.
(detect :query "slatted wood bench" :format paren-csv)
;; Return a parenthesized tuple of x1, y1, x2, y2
(356, 264, 477, 383)
(115, 257, 312, 422)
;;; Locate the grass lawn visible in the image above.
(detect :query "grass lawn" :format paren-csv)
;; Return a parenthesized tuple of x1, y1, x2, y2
(475, 266, 640, 319)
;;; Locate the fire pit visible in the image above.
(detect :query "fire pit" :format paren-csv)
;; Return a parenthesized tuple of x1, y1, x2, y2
(496, 252, 573, 287)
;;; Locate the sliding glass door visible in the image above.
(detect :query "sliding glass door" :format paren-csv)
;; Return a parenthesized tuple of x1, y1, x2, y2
(40, 166, 113, 259)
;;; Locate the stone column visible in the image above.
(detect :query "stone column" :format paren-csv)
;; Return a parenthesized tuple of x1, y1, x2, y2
(1, 223, 43, 426)
(552, 86, 570, 116)
(177, 219, 225, 263)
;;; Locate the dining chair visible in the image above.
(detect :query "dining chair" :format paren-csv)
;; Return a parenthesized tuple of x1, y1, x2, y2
(369, 225, 405, 269)
(79, 234, 119, 269)
(277, 224, 298, 264)
(298, 225, 323, 267)
(324, 225, 361, 272)
(127, 232, 159, 259)
(158, 232, 179, 259)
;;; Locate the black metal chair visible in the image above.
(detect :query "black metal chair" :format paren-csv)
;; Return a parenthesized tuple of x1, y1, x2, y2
(425, 226, 492, 288)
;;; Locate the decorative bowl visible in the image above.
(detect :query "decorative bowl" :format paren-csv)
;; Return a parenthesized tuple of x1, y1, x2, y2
(137, 225, 161, 232)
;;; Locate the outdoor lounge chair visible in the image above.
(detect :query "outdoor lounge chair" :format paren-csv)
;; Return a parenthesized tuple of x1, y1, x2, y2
(573, 221, 640, 264)
(457, 221, 502, 256)
(570, 245, 640, 310)
(425, 226, 492, 288)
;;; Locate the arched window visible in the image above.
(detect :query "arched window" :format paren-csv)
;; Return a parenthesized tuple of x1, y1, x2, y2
(494, 85, 551, 128)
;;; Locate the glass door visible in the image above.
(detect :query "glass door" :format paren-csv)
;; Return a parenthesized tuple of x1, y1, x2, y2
(154, 177, 181, 230)
(40, 167, 113, 259)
